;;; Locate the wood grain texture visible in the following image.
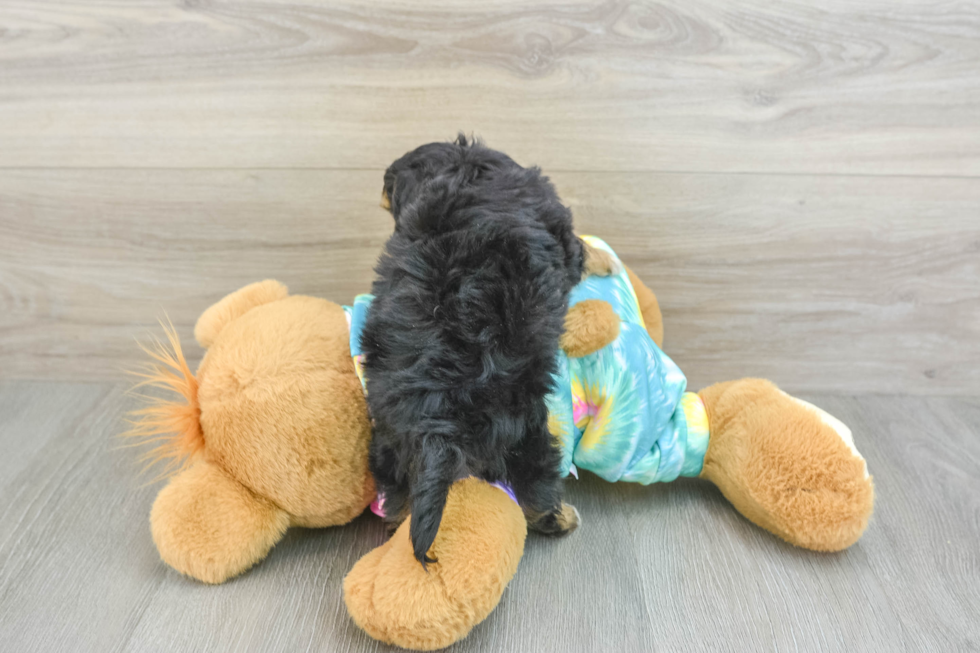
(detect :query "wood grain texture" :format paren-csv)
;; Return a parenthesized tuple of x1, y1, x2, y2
(1, 382, 978, 652)
(0, 0, 978, 174)
(2, 0, 978, 390)
(564, 172, 980, 395)
(2, 169, 978, 393)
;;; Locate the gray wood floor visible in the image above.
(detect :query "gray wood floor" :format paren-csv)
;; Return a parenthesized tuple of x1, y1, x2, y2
(1, 381, 977, 652)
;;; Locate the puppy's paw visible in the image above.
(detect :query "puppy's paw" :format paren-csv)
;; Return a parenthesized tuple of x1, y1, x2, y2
(383, 518, 404, 538)
(582, 241, 621, 278)
(556, 503, 581, 533)
(528, 502, 581, 536)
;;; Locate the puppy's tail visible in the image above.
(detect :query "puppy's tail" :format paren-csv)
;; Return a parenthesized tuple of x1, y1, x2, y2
(409, 433, 463, 569)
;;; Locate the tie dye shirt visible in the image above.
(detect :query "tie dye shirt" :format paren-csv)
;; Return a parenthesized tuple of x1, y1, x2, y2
(546, 236, 709, 484)
(343, 236, 710, 486)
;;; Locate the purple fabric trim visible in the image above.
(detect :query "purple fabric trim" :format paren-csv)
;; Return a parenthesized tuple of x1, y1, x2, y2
(489, 480, 519, 505)
(369, 478, 520, 520)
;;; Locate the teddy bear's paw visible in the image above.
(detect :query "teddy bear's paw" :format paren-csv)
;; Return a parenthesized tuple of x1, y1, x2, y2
(343, 478, 526, 650)
(781, 392, 869, 480)
(560, 300, 620, 358)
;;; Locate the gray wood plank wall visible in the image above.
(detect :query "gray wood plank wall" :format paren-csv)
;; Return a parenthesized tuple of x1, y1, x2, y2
(1, 0, 978, 394)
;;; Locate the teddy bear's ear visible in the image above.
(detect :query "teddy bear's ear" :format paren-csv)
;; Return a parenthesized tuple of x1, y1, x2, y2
(194, 280, 289, 348)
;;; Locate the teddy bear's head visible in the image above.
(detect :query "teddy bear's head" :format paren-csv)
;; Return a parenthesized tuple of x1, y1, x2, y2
(193, 281, 375, 526)
(129, 280, 375, 583)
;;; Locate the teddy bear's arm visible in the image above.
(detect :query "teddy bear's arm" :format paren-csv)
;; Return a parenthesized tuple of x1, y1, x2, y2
(558, 265, 664, 359)
(625, 266, 663, 349)
(560, 300, 620, 357)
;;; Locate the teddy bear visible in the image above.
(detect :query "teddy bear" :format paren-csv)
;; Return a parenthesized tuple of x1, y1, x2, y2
(126, 279, 377, 583)
(342, 237, 874, 648)
(126, 240, 874, 650)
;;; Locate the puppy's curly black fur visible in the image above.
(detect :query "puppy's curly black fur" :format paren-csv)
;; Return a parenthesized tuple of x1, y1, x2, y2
(361, 135, 585, 567)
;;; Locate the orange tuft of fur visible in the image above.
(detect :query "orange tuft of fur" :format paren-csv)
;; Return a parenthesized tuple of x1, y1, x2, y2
(122, 319, 204, 481)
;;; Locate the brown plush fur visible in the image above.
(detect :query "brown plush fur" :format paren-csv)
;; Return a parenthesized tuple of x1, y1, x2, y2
(626, 266, 664, 348)
(194, 279, 289, 348)
(196, 295, 374, 524)
(558, 265, 659, 357)
(151, 460, 290, 584)
(128, 280, 375, 584)
(698, 379, 874, 551)
(559, 299, 621, 358)
(344, 478, 527, 651)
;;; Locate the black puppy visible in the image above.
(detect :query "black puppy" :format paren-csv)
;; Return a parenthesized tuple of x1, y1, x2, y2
(361, 136, 612, 566)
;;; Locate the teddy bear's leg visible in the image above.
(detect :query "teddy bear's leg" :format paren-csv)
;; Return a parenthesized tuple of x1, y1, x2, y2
(151, 460, 290, 584)
(344, 478, 527, 651)
(697, 379, 874, 552)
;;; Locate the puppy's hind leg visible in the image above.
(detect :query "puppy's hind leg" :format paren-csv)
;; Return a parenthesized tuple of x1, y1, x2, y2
(527, 502, 581, 535)
(368, 439, 410, 536)
(507, 412, 581, 536)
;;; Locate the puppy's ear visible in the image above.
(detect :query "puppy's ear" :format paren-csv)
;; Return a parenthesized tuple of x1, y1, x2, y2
(385, 168, 424, 223)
